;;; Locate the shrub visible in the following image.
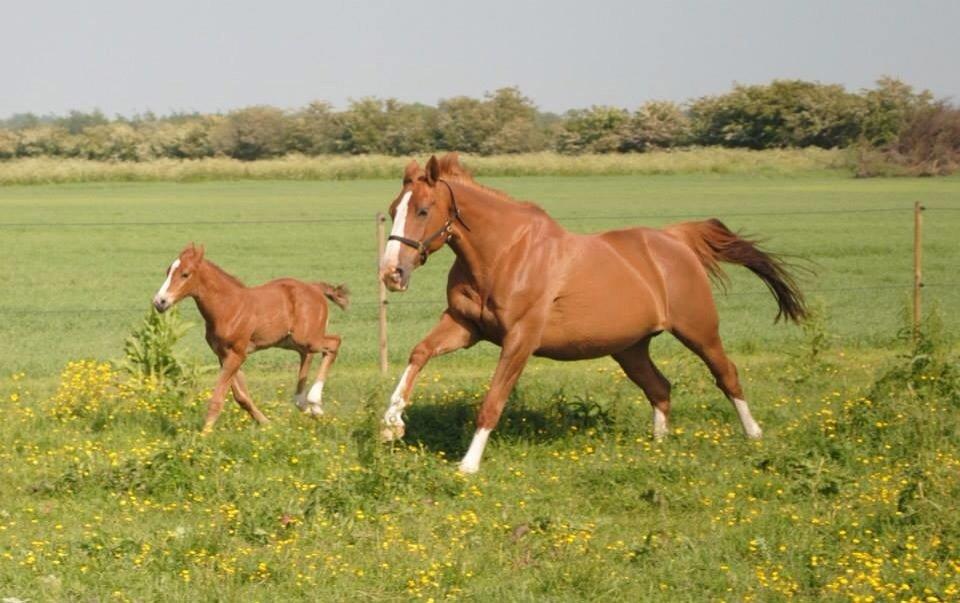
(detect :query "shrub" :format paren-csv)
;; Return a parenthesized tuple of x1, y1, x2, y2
(123, 307, 195, 387)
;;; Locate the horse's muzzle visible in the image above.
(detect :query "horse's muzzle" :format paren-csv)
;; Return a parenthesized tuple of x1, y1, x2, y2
(381, 266, 409, 292)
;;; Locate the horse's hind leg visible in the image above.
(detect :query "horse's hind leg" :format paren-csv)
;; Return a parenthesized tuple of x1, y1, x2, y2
(672, 328, 762, 439)
(300, 335, 341, 416)
(293, 352, 314, 411)
(231, 370, 269, 424)
(613, 337, 672, 439)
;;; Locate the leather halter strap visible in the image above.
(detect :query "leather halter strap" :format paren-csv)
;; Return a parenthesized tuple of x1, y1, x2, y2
(387, 179, 469, 265)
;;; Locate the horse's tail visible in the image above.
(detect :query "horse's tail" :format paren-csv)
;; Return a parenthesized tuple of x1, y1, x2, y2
(317, 282, 350, 310)
(666, 218, 808, 323)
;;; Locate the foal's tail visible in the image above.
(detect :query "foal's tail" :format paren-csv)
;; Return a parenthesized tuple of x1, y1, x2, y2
(317, 282, 351, 310)
(666, 219, 808, 323)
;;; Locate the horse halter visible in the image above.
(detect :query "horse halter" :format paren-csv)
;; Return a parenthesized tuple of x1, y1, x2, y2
(388, 179, 470, 265)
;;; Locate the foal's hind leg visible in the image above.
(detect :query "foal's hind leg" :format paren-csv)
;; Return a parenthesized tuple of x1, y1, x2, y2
(231, 370, 269, 424)
(293, 352, 314, 411)
(673, 329, 762, 439)
(613, 337, 672, 439)
(300, 335, 341, 416)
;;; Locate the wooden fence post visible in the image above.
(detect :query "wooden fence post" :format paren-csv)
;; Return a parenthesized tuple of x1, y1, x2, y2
(376, 212, 389, 375)
(913, 201, 924, 342)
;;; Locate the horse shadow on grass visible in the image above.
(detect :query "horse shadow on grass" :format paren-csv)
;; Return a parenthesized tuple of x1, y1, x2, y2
(400, 392, 616, 457)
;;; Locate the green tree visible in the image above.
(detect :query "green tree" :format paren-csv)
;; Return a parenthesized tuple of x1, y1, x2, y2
(556, 106, 631, 153)
(210, 106, 290, 160)
(860, 77, 933, 146)
(435, 96, 497, 153)
(689, 80, 865, 149)
(622, 100, 691, 151)
(288, 101, 343, 155)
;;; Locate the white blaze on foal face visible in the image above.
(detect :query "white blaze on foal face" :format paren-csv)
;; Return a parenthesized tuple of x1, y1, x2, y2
(153, 258, 181, 311)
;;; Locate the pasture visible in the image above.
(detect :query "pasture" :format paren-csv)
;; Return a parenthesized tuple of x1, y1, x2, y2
(0, 173, 959, 601)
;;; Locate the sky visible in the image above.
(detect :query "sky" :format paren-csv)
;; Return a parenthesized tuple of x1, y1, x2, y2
(2, 0, 958, 118)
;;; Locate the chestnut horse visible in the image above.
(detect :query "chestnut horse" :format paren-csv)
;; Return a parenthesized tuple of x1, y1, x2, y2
(152, 244, 349, 431)
(379, 154, 806, 473)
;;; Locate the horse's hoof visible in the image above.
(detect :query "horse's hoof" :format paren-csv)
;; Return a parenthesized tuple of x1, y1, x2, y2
(457, 462, 480, 475)
(304, 404, 324, 417)
(380, 424, 404, 442)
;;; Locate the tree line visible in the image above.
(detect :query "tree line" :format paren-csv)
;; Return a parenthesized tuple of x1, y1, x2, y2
(1, 78, 956, 174)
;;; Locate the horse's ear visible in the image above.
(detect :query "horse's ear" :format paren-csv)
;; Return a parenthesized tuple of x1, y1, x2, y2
(425, 155, 440, 185)
(403, 159, 420, 181)
(196, 244, 205, 262)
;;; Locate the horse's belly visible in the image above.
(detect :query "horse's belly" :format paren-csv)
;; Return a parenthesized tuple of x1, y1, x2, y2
(534, 289, 664, 359)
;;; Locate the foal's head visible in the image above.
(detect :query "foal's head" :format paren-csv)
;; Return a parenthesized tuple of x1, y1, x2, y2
(380, 154, 466, 292)
(153, 244, 205, 312)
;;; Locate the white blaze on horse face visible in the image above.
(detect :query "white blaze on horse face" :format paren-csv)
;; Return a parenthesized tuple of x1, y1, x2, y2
(156, 259, 181, 300)
(381, 191, 412, 270)
(459, 428, 491, 474)
(732, 398, 763, 439)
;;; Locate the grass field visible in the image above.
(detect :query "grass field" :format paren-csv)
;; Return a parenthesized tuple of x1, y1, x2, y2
(1, 174, 959, 601)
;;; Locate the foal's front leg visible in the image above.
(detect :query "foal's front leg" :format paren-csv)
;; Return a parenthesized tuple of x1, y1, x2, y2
(203, 349, 246, 432)
(382, 311, 477, 441)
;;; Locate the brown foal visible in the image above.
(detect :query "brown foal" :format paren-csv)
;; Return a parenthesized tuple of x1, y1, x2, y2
(152, 244, 349, 431)
(379, 154, 807, 473)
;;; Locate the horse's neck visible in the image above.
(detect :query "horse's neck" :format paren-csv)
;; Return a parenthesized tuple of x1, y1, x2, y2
(450, 185, 555, 288)
(191, 261, 245, 325)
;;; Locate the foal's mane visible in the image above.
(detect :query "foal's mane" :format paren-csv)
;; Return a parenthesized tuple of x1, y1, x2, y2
(203, 259, 245, 287)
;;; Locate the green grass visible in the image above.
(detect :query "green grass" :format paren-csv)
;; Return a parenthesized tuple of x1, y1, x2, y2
(0, 174, 959, 601)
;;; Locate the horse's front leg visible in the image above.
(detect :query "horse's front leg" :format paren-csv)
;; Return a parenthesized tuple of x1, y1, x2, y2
(203, 349, 246, 432)
(458, 334, 536, 474)
(382, 311, 477, 441)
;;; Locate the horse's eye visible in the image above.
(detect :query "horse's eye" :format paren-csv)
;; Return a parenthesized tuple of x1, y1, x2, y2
(181, 272, 190, 278)
(417, 207, 429, 217)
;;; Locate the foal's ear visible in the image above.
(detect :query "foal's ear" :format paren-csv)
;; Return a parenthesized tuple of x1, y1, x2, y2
(425, 155, 440, 186)
(196, 244, 205, 262)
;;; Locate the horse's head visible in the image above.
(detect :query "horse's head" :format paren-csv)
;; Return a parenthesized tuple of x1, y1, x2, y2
(380, 154, 466, 292)
(153, 243, 205, 312)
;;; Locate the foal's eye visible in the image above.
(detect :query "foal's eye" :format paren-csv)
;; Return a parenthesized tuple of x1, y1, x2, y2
(181, 272, 190, 278)
(417, 207, 429, 217)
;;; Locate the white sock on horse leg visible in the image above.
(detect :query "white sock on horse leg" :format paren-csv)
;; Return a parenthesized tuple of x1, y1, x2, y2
(459, 428, 491, 474)
(732, 398, 762, 438)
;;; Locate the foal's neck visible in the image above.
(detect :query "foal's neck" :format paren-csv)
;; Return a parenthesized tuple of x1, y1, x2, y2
(191, 260, 246, 324)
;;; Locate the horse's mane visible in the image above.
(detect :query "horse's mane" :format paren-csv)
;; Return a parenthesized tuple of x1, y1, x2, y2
(437, 154, 544, 213)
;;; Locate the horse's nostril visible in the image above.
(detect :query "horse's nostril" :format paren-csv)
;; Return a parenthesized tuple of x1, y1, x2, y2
(393, 268, 405, 281)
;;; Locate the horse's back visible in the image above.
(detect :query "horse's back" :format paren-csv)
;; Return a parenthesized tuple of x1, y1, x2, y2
(613, 226, 720, 335)
(534, 228, 673, 358)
